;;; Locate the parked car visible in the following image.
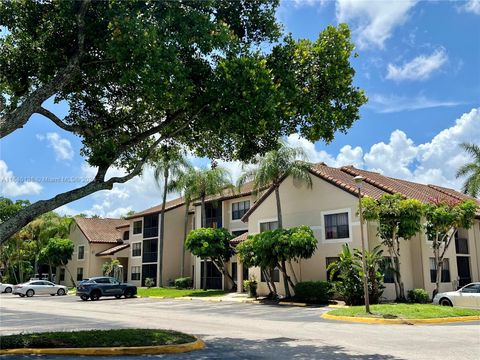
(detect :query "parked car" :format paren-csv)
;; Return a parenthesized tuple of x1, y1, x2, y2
(13, 280, 68, 297)
(0, 282, 14, 293)
(76, 276, 137, 301)
(433, 282, 480, 309)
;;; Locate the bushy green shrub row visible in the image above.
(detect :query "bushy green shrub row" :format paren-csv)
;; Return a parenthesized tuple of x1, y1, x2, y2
(174, 277, 192, 289)
(407, 288, 429, 303)
(294, 281, 333, 304)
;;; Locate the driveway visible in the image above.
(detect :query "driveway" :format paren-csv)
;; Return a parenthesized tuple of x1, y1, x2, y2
(0, 294, 479, 359)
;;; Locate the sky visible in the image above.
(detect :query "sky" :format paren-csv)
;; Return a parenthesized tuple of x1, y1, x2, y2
(1, 0, 480, 218)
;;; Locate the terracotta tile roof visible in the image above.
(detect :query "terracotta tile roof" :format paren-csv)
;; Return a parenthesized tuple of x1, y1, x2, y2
(74, 217, 128, 244)
(193, 181, 256, 205)
(230, 232, 249, 246)
(125, 197, 187, 219)
(241, 163, 480, 221)
(96, 243, 130, 257)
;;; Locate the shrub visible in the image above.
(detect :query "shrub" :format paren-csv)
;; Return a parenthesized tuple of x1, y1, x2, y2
(294, 281, 333, 304)
(175, 277, 192, 289)
(408, 288, 429, 303)
(243, 278, 258, 298)
(144, 277, 155, 288)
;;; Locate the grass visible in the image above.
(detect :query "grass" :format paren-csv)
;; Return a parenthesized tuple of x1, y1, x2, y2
(328, 303, 480, 319)
(0, 329, 195, 349)
(137, 287, 225, 298)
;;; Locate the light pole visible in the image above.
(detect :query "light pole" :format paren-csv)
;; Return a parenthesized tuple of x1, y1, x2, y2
(354, 175, 370, 314)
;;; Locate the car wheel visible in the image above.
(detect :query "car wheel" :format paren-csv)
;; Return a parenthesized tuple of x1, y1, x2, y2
(115, 295, 122, 299)
(80, 294, 89, 301)
(57, 288, 66, 296)
(440, 298, 453, 307)
(19, 294, 25, 297)
(124, 289, 134, 298)
(90, 290, 101, 301)
(26, 289, 34, 297)
(5, 287, 12, 293)
(50, 294, 56, 296)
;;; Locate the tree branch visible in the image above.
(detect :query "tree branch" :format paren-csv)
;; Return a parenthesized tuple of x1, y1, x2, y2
(36, 106, 94, 137)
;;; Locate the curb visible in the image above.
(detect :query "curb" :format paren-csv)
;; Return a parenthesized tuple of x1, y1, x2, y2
(321, 312, 480, 325)
(0, 338, 205, 356)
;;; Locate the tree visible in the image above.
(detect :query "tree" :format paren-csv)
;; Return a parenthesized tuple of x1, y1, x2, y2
(236, 226, 317, 298)
(361, 194, 424, 300)
(168, 167, 197, 277)
(327, 244, 384, 305)
(0, 197, 30, 223)
(185, 227, 236, 290)
(39, 237, 74, 282)
(456, 143, 480, 197)
(188, 166, 233, 290)
(153, 145, 190, 287)
(424, 199, 477, 297)
(102, 259, 121, 277)
(0, 1, 367, 243)
(238, 142, 313, 297)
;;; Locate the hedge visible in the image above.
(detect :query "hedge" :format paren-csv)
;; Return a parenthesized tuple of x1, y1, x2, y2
(294, 281, 333, 304)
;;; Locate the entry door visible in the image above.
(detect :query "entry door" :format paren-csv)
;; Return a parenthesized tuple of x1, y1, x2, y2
(456, 257, 471, 287)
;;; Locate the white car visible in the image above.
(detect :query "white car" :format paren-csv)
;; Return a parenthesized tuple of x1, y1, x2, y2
(433, 282, 480, 309)
(14, 280, 68, 297)
(0, 282, 14, 293)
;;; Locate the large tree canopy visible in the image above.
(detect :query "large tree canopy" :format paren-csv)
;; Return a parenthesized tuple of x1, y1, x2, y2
(0, 0, 367, 243)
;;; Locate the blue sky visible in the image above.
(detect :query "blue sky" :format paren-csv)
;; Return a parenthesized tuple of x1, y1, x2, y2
(1, 0, 479, 217)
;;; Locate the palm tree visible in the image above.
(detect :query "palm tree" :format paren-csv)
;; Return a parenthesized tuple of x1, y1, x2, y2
(237, 141, 313, 298)
(189, 165, 233, 290)
(153, 145, 190, 287)
(456, 142, 480, 198)
(167, 167, 196, 277)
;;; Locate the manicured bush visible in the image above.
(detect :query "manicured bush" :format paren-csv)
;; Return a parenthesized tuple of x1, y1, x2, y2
(175, 277, 192, 289)
(144, 277, 155, 288)
(294, 281, 333, 304)
(243, 278, 258, 298)
(408, 288, 429, 304)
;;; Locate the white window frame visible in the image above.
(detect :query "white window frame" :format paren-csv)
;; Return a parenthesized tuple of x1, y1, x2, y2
(131, 241, 142, 258)
(258, 218, 278, 233)
(131, 266, 141, 281)
(320, 208, 353, 244)
(132, 220, 143, 235)
(77, 245, 85, 261)
(231, 200, 251, 222)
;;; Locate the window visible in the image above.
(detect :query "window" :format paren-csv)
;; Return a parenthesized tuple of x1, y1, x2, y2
(205, 202, 221, 228)
(131, 266, 141, 281)
(324, 212, 349, 240)
(455, 237, 469, 254)
(260, 268, 280, 282)
(259, 221, 278, 232)
(132, 242, 141, 257)
(232, 201, 250, 220)
(142, 238, 158, 263)
(429, 258, 451, 283)
(133, 221, 142, 234)
(76, 268, 83, 281)
(123, 230, 130, 241)
(232, 230, 248, 237)
(142, 264, 157, 287)
(143, 214, 158, 238)
(461, 283, 480, 293)
(326, 257, 340, 282)
(94, 277, 110, 284)
(59, 268, 65, 282)
(231, 262, 237, 280)
(78, 245, 85, 260)
(380, 257, 398, 284)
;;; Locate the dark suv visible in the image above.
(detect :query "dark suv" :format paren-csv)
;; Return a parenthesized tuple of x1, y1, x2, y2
(76, 276, 137, 301)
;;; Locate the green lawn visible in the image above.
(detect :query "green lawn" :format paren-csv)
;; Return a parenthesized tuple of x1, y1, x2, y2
(0, 329, 195, 349)
(137, 287, 225, 298)
(327, 304, 480, 319)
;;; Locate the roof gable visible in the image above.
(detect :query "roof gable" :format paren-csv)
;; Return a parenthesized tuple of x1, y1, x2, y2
(74, 217, 128, 244)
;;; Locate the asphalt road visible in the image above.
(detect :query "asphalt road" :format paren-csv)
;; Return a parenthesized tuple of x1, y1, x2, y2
(1, 294, 479, 360)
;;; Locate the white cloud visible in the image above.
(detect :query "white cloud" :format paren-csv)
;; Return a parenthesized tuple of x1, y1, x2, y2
(386, 48, 448, 81)
(37, 132, 74, 161)
(462, 0, 480, 15)
(367, 93, 462, 113)
(0, 160, 42, 197)
(336, 0, 417, 49)
(291, 0, 328, 7)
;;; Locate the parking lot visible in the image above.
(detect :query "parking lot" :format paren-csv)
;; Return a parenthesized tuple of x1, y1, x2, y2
(1, 293, 479, 359)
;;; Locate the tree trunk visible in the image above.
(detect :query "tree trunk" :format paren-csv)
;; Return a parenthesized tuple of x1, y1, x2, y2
(388, 247, 400, 300)
(269, 268, 278, 298)
(280, 260, 292, 298)
(393, 238, 405, 300)
(216, 259, 236, 291)
(158, 170, 168, 287)
(288, 260, 298, 284)
(274, 186, 283, 229)
(181, 204, 189, 277)
(63, 263, 76, 287)
(433, 244, 441, 298)
(201, 197, 207, 291)
(262, 269, 274, 295)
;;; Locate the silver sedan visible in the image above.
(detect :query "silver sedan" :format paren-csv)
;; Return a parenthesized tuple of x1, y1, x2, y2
(0, 282, 14, 293)
(14, 280, 68, 297)
(433, 282, 480, 309)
